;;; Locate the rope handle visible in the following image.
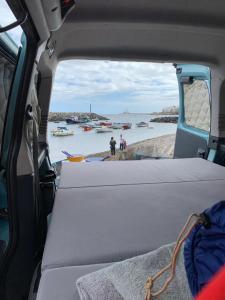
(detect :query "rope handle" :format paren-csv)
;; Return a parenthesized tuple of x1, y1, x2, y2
(144, 213, 209, 300)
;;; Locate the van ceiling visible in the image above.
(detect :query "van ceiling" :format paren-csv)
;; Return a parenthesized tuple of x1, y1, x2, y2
(23, 0, 225, 140)
(25, 0, 225, 66)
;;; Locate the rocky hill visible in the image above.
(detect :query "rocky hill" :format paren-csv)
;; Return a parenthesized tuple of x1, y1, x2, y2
(48, 112, 108, 122)
(150, 116, 178, 123)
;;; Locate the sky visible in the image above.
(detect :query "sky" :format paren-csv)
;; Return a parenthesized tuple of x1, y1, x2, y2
(1, 0, 179, 115)
(51, 60, 179, 114)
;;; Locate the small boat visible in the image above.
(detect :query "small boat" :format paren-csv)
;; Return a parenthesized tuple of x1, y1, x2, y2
(66, 117, 91, 124)
(111, 123, 124, 129)
(122, 123, 132, 130)
(96, 127, 113, 133)
(136, 122, 149, 128)
(91, 124, 102, 128)
(110, 122, 132, 129)
(99, 121, 112, 127)
(92, 118, 99, 122)
(51, 127, 74, 136)
(83, 125, 92, 132)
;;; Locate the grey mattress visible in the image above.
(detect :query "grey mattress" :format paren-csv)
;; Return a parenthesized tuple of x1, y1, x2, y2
(59, 158, 225, 188)
(36, 263, 109, 300)
(39, 158, 225, 300)
(42, 180, 225, 271)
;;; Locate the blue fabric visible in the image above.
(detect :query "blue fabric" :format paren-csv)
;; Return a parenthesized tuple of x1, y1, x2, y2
(184, 201, 225, 296)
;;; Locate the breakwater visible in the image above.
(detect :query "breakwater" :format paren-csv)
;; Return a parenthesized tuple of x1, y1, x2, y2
(48, 112, 108, 122)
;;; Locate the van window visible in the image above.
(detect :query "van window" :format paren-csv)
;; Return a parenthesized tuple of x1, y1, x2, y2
(0, 51, 16, 154)
(183, 80, 210, 131)
(0, 1, 22, 156)
(49, 60, 179, 162)
(0, 0, 23, 258)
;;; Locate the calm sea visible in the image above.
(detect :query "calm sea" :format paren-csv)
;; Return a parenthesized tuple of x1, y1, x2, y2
(48, 113, 177, 162)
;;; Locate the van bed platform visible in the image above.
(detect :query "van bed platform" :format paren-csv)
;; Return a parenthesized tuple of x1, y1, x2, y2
(37, 158, 225, 300)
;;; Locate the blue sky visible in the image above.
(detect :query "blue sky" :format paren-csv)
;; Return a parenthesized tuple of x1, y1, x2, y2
(51, 60, 179, 114)
(1, 1, 179, 115)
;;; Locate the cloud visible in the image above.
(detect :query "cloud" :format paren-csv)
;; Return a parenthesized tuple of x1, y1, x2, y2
(51, 60, 179, 114)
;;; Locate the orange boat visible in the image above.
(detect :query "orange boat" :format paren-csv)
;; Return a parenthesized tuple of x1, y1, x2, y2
(83, 126, 92, 132)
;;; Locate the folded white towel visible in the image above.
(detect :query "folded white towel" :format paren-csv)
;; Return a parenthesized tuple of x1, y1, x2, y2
(76, 243, 192, 300)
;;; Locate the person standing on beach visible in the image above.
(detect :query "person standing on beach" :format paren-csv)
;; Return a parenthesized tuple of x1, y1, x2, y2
(110, 137, 116, 155)
(120, 134, 124, 151)
(123, 139, 127, 150)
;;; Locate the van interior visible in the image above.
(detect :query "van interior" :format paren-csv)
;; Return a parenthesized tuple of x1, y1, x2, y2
(1, 1, 225, 300)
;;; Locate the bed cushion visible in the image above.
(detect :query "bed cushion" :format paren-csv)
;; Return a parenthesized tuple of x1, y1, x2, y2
(58, 158, 225, 189)
(36, 264, 109, 300)
(42, 179, 225, 271)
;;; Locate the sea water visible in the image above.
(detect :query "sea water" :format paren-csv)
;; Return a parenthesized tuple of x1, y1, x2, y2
(48, 114, 177, 162)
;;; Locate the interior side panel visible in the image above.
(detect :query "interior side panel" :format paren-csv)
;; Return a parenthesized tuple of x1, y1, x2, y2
(174, 128, 208, 158)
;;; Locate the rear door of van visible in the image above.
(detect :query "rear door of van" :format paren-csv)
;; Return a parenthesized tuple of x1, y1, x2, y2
(0, 2, 40, 299)
(174, 64, 211, 159)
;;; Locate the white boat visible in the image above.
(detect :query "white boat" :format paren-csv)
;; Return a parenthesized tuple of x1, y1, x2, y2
(96, 127, 113, 133)
(111, 123, 124, 129)
(111, 122, 132, 129)
(51, 127, 74, 136)
(136, 122, 149, 128)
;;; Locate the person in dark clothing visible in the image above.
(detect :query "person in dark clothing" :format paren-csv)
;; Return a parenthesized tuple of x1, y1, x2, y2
(120, 134, 124, 151)
(110, 137, 116, 155)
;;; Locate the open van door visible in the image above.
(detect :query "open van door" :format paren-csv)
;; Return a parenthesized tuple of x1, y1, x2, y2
(174, 64, 211, 159)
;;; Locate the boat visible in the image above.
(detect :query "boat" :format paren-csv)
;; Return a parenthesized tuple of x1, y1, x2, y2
(110, 122, 132, 129)
(136, 121, 149, 128)
(51, 127, 74, 136)
(66, 117, 91, 124)
(111, 123, 124, 129)
(92, 118, 99, 122)
(91, 124, 102, 128)
(96, 127, 113, 133)
(83, 125, 92, 132)
(99, 121, 112, 126)
(122, 123, 132, 130)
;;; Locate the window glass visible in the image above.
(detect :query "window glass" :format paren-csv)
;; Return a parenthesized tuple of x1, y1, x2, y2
(0, 0, 23, 47)
(0, 0, 24, 260)
(183, 80, 210, 131)
(0, 0, 22, 155)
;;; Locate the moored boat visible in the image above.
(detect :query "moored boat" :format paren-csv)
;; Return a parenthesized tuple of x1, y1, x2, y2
(111, 123, 124, 129)
(99, 121, 112, 126)
(83, 125, 92, 132)
(136, 121, 149, 128)
(122, 123, 132, 130)
(110, 122, 132, 129)
(51, 127, 74, 136)
(66, 116, 91, 124)
(96, 127, 113, 133)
